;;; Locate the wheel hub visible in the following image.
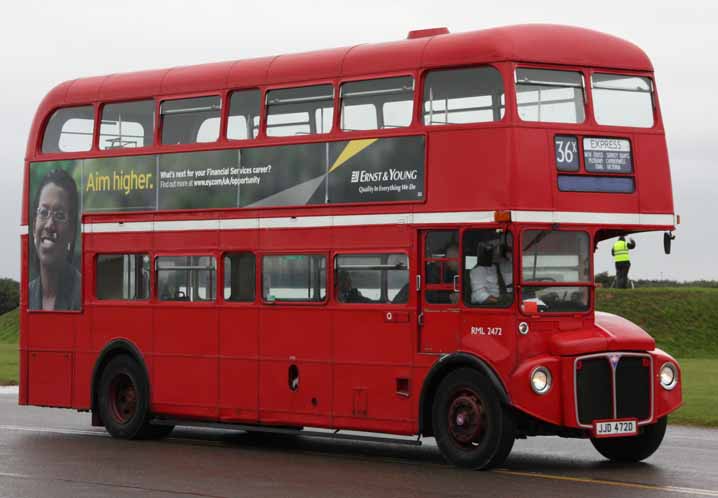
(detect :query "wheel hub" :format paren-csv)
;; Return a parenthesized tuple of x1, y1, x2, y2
(109, 374, 137, 424)
(448, 391, 484, 445)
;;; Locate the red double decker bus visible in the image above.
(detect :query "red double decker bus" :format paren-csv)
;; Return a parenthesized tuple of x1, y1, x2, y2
(21, 24, 682, 469)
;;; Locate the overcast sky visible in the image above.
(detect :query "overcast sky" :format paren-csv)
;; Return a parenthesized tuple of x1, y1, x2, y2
(1, 0, 716, 281)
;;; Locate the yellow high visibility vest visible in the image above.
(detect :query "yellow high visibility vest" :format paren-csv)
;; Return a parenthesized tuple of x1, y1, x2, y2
(613, 240, 630, 263)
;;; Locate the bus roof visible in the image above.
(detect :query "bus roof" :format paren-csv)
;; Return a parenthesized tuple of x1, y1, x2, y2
(38, 24, 652, 108)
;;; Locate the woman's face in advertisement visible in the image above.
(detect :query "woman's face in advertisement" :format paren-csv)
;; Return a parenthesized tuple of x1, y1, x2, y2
(33, 182, 73, 270)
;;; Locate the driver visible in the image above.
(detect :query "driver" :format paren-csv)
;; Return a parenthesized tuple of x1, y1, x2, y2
(470, 240, 513, 304)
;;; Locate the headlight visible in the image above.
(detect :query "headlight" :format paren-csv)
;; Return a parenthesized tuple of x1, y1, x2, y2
(530, 366, 552, 395)
(660, 363, 678, 390)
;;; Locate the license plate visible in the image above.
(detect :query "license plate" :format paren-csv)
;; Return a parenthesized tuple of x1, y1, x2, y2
(593, 419, 638, 438)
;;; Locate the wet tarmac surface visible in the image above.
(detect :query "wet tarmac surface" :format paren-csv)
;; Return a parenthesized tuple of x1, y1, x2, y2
(1, 389, 717, 497)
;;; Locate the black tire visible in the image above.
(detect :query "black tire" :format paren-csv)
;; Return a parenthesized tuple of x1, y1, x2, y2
(97, 355, 163, 439)
(432, 368, 515, 470)
(591, 417, 667, 462)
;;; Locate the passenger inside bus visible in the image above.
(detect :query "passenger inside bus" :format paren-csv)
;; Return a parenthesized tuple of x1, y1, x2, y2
(335, 270, 372, 303)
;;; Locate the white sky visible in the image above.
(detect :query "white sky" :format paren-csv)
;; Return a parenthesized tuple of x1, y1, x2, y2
(1, 0, 716, 281)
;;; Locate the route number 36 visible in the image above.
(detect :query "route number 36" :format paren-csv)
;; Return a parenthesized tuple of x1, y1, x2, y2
(555, 135, 579, 170)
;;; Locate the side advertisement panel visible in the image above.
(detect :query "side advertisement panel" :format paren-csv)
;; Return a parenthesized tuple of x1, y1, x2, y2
(28, 136, 425, 310)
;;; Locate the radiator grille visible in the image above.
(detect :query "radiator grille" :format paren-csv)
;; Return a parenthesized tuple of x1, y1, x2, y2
(575, 354, 652, 426)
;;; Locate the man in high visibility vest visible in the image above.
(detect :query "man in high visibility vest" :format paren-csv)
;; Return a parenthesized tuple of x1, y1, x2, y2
(612, 235, 636, 288)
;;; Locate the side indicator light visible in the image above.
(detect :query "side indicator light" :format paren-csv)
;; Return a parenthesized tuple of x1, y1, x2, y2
(494, 210, 511, 222)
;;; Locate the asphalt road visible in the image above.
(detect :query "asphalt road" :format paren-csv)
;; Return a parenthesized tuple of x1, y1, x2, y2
(1, 388, 717, 498)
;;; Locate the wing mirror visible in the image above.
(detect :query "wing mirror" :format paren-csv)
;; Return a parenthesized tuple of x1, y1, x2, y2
(664, 232, 675, 255)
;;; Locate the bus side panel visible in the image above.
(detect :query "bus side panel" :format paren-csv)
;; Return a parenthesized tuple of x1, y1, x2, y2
(152, 306, 219, 419)
(635, 134, 674, 214)
(258, 307, 332, 426)
(218, 306, 259, 422)
(332, 308, 415, 427)
(331, 225, 411, 250)
(511, 129, 553, 211)
(26, 313, 75, 407)
(28, 351, 72, 407)
(426, 128, 511, 212)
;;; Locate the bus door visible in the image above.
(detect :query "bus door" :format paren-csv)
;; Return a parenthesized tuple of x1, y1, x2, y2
(419, 230, 462, 353)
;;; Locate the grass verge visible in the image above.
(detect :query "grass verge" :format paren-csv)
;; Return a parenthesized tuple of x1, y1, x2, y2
(670, 358, 718, 427)
(0, 343, 18, 386)
(596, 288, 718, 358)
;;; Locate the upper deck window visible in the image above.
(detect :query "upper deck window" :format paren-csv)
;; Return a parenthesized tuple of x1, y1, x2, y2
(266, 85, 334, 137)
(340, 77, 414, 131)
(100, 100, 154, 150)
(423, 67, 504, 125)
(592, 74, 654, 128)
(42, 106, 94, 153)
(227, 89, 261, 140)
(516, 68, 585, 124)
(160, 96, 221, 145)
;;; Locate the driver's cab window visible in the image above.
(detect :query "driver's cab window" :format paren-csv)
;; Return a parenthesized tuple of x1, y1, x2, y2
(463, 229, 514, 307)
(520, 230, 590, 313)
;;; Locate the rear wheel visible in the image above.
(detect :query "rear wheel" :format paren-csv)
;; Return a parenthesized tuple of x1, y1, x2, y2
(97, 355, 172, 439)
(591, 417, 667, 462)
(432, 368, 515, 470)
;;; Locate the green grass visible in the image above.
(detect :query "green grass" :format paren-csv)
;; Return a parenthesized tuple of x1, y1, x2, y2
(0, 308, 18, 385)
(0, 308, 18, 343)
(671, 358, 718, 427)
(596, 288, 718, 358)
(0, 343, 18, 385)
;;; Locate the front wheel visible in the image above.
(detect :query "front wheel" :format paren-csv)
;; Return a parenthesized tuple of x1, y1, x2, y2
(591, 417, 667, 462)
(432, 368, 515, 470)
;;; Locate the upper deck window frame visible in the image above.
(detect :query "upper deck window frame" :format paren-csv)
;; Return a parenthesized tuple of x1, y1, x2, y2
(422, 65, 507, 127)
(41, 105, 97, 155)
(514, 67, 587, 125)
(159, 94, 223, 146)
(590, 72, 656, 128)
(226, 88, 262, 141)
(99, 99, 156, 151)
(339, 75, 415, 132)
(264, 83, 336, 138)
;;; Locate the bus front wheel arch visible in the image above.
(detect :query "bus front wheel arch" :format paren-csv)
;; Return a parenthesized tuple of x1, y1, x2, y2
(419, 353, 510, 438)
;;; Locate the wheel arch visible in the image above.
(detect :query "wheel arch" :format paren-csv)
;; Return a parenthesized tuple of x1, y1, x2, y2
(90, 339, 149, 426)
(419, 352, 511, 437)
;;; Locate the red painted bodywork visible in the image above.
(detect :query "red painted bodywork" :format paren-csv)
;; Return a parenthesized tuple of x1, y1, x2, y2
(20, 25, 682, 435)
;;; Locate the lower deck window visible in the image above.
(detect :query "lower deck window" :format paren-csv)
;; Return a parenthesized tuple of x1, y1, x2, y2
(96, 254, 150, 300)
(334, 253, 408, 304)
(156, 255, 216, 302)
(262, 254, 326, 302)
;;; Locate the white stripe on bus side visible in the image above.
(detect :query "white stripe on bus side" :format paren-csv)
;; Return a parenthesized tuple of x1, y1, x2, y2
(22, 210, 675, 235)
